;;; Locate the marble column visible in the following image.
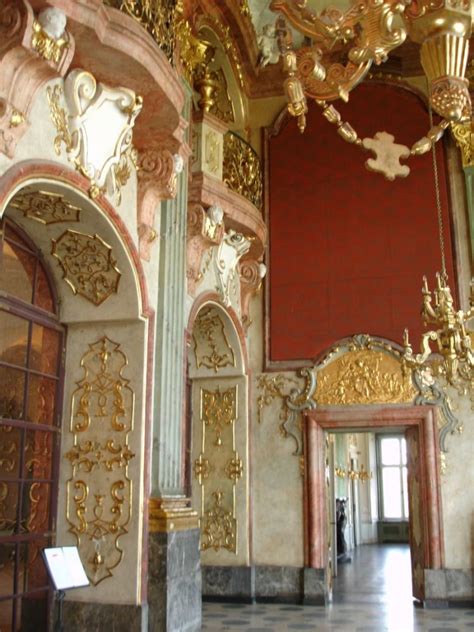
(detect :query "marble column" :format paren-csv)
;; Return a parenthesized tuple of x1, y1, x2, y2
(148, 86, 201, 632)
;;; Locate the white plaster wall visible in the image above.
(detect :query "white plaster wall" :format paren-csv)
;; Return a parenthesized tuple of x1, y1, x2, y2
(440, 389, 474, 570)
(251, 375, 305, 567)
(248, 292, 305, 567)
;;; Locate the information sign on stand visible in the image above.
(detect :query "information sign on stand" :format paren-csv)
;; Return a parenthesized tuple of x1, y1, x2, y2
(43, 547, 89, 632)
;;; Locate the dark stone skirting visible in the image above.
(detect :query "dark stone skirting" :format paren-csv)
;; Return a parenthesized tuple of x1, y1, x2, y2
(202, 565, 328, 605)
(62, 601, 147, 632)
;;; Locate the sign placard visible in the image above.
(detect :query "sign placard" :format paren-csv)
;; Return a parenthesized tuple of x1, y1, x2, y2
(43, 546, 89, 591)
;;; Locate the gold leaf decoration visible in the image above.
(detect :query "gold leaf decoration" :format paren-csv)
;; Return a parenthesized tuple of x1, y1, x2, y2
(314, 349, 416, 405)
(223, 131, 263, 210)
(201, 490, 236, 553)
(51, 229, 121, 306)
(193, 307, 236, 373)
(9, 190, 81, 224)
(66, 336, 135, 585)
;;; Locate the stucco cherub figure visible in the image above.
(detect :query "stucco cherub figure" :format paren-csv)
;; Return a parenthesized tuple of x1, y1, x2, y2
(258, 24, 280, 67)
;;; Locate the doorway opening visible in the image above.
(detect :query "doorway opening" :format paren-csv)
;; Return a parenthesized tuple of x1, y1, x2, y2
(327, 430, 412, 605)
(303, 405, 444, 606)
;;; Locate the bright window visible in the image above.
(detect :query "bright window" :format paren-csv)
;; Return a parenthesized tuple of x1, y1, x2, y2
(379, 436, 409, 520)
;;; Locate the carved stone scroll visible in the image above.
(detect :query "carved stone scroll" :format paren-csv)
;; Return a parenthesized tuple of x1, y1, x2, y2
(186, 204, 224, 295)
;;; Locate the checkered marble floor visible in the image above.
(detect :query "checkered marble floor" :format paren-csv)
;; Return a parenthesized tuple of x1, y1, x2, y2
(202, 601, 474, 631)
(202, 546, 473, 631)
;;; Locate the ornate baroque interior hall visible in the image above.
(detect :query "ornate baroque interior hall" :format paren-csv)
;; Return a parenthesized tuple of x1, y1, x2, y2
(0, 0, 473, 631)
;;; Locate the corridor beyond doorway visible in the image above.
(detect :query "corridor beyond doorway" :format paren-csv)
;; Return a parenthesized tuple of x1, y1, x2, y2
(333, 543, 412, 605)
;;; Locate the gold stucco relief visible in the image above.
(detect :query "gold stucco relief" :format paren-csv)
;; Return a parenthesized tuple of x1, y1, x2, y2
(196, 385, 240, 554)
(65, 337, 135, 585)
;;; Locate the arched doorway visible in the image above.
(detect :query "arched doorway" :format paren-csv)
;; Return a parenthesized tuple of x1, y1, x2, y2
(187, 299, 251, 587)
(0, 218, 65, 631)
(0, 168, 151, 628)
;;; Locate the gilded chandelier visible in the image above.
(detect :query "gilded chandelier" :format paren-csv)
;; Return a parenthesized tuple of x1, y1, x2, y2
(402, 107, 474, 399)
(403, 273, 474, 392)
(271, 0, 473, 179)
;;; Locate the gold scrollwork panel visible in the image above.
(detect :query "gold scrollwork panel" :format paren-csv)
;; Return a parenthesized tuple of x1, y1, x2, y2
(65, 336, 135, 585)
(194, 385, 242, 554)
(192, 306, 236, 374)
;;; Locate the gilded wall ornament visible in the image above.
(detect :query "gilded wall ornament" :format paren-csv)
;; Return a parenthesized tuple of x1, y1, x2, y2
(9, 190, 81, 224)
(194, 453, 213, 484)
(31, 8, 69, 64)
(315, 349, 416, 405)
(450, 120, 474, 168)
(193, 306, 236, 373)
(51, 229, 121, 306)
(195, 385, 241, 554)
(201, 490, 236, 553)
(209, 69, 235, 124)
(256, 373, 298, 424)
(201, 387, 237, 447)
(276, 334, 460, 456)
(47, 71, 142, 203)
(223, 132, 263, 210)
(225, 453, 243, 481)
(66, 336, 135, 585)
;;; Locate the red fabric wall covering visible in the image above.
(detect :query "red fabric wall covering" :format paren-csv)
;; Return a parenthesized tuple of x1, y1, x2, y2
(268, 83, 456, 363)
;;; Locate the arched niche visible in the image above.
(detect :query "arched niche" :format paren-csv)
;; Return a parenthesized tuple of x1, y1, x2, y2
(188, 300, 246, 380)
(0, 164, 151, 607)
(187, 298, 251, 571)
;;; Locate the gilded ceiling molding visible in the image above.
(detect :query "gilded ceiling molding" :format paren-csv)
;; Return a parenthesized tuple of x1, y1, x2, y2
(9, 190, 81, 224)
(136, 147, 184, 260)
(65, 337, 135, 585)
(239, 258, 266, 331)
(51, 229, 121, 306)
(258, 334, 459, 457)
(186, 203, 224, 296)
(192, 305, 236, 373)
(47, 70, 142, 203)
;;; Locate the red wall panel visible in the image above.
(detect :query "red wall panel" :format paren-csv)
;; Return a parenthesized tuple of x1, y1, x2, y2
(268, 83, 456, 363)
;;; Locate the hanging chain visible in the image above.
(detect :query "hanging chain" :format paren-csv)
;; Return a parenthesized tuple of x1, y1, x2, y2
(428, 103, 448, 280)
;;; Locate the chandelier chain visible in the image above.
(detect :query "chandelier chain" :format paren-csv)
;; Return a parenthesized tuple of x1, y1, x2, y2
(429, 104, 447, 280)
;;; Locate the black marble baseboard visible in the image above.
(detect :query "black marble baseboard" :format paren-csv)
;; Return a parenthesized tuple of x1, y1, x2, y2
(148, 528, 201, 632)
(202, 565, 329, 605)
(62, 601, 147, 632)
